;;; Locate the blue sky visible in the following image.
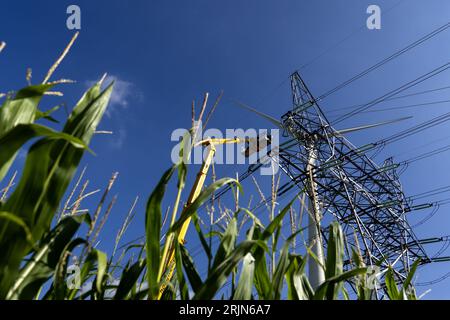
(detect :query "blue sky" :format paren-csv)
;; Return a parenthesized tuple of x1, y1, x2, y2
(1, 0, 450, 299)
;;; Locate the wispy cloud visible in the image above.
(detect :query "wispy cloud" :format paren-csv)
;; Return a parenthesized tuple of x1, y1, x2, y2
(109, 127, 127, 149)
(86, 75, 139, 150)
(86, 75, 141, 116)
(105, 75, 133, 109)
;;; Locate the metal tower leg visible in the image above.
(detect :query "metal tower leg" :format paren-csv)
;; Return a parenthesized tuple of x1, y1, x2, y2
(307, 146, 326, 289)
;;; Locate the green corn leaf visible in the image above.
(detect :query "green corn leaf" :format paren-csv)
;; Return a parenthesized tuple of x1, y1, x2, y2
(35, 105, 61, 123)
(350, 248, 371, 300)
(0, 123, 90, 182)
(285, 257, 297, 300)
(5, 214, 89, 300)
(176, 130, 191, 189)
(0, 84, 53, 137)
(92, 249, 108, 295)
(193, 240, 267, 300)
(180, 243, 203, 295)
(174, 239, 189, 300)
(67, 256, 94, 300)
(145, 166, 176, 299)
(272, 230, 303, 299)
(402, 259, 420, 294)
(240, 208, 264, 229)
(160, 277, 177, 300)
(0, 84, 54, 182)
(113, 259, 145, 300)
(0, 81, 113, 299)
(233, 253, 255, 300)
(342, 287, 350, 300)
(192, 214, 212, 263)
(211, 217, 237, 271)
(324, 221, 345, 300)
(170, 178, 241, 234)
(69, 248, 108, 300)
(293, 272, 314, 300)
(261, 193, 300, 240)
(313, 267, 367, 300)
(53, 238, 87, 300)
(250, 193, 299, 299)
(272, 245, 290, 299)
(385, 267, 400, 300)
(251, 227, 272, 300)
(288, 255, 313, 300)
(0, 212, 34, 248)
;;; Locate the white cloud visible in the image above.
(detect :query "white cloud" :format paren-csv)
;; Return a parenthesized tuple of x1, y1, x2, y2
(109, 127, 127, 149)
(86, 75, 140, 117)
(105, 75, 133, 109)
(86, 75, 138, 150)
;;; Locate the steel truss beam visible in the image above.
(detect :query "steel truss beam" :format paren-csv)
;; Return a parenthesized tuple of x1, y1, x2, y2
(277, 72, 430, 288)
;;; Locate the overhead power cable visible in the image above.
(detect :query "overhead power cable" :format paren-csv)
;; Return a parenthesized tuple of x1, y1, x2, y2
(327, 85, 450, 116)
(392, 132, 450, 159)
(297, 0, 405, 71)
(359, 99, 450, 114)
(384, 85, 450, 102)
(251, 2, 407, 110)
(378, 107, 450, 146)
(409, 185, 450, 202)
(330, 98, 450, 117)
(333, 62, 450, 125)
(402, 143, 450, 165)
(317, 22, 450, 101)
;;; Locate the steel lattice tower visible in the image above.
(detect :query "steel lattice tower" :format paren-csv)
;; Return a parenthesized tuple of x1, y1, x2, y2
(275, 71, 430, 294)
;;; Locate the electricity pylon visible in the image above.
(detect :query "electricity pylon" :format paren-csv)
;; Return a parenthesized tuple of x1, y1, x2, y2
(279, 72, 430, 293)
(238, 71, 430, 295)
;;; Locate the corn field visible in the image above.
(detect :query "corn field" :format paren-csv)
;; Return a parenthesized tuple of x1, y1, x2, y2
(0, 36, 421, 301)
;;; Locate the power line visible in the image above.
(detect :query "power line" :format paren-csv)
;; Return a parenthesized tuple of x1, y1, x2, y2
(317, 22, 450, 101)
(351, 99, 450, 114)
(297, 0, 405, 71)
(329, 98, 450, 117)
(378, 107, 450, 146)
(409, 185, 450, 202)
(383, 85, 450, 102)
(402, 143, 450, 165)
(417, 271, 450, 286)
(333, 62, 450, 125)
(391, 132, 450, 159)
(250, 2, 407, 112)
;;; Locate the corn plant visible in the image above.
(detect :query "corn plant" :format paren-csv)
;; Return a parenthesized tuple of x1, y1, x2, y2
(0, 37, 422, 300)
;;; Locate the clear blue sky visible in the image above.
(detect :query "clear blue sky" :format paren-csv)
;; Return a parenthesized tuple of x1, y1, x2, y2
(1, 0, 450, 299)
